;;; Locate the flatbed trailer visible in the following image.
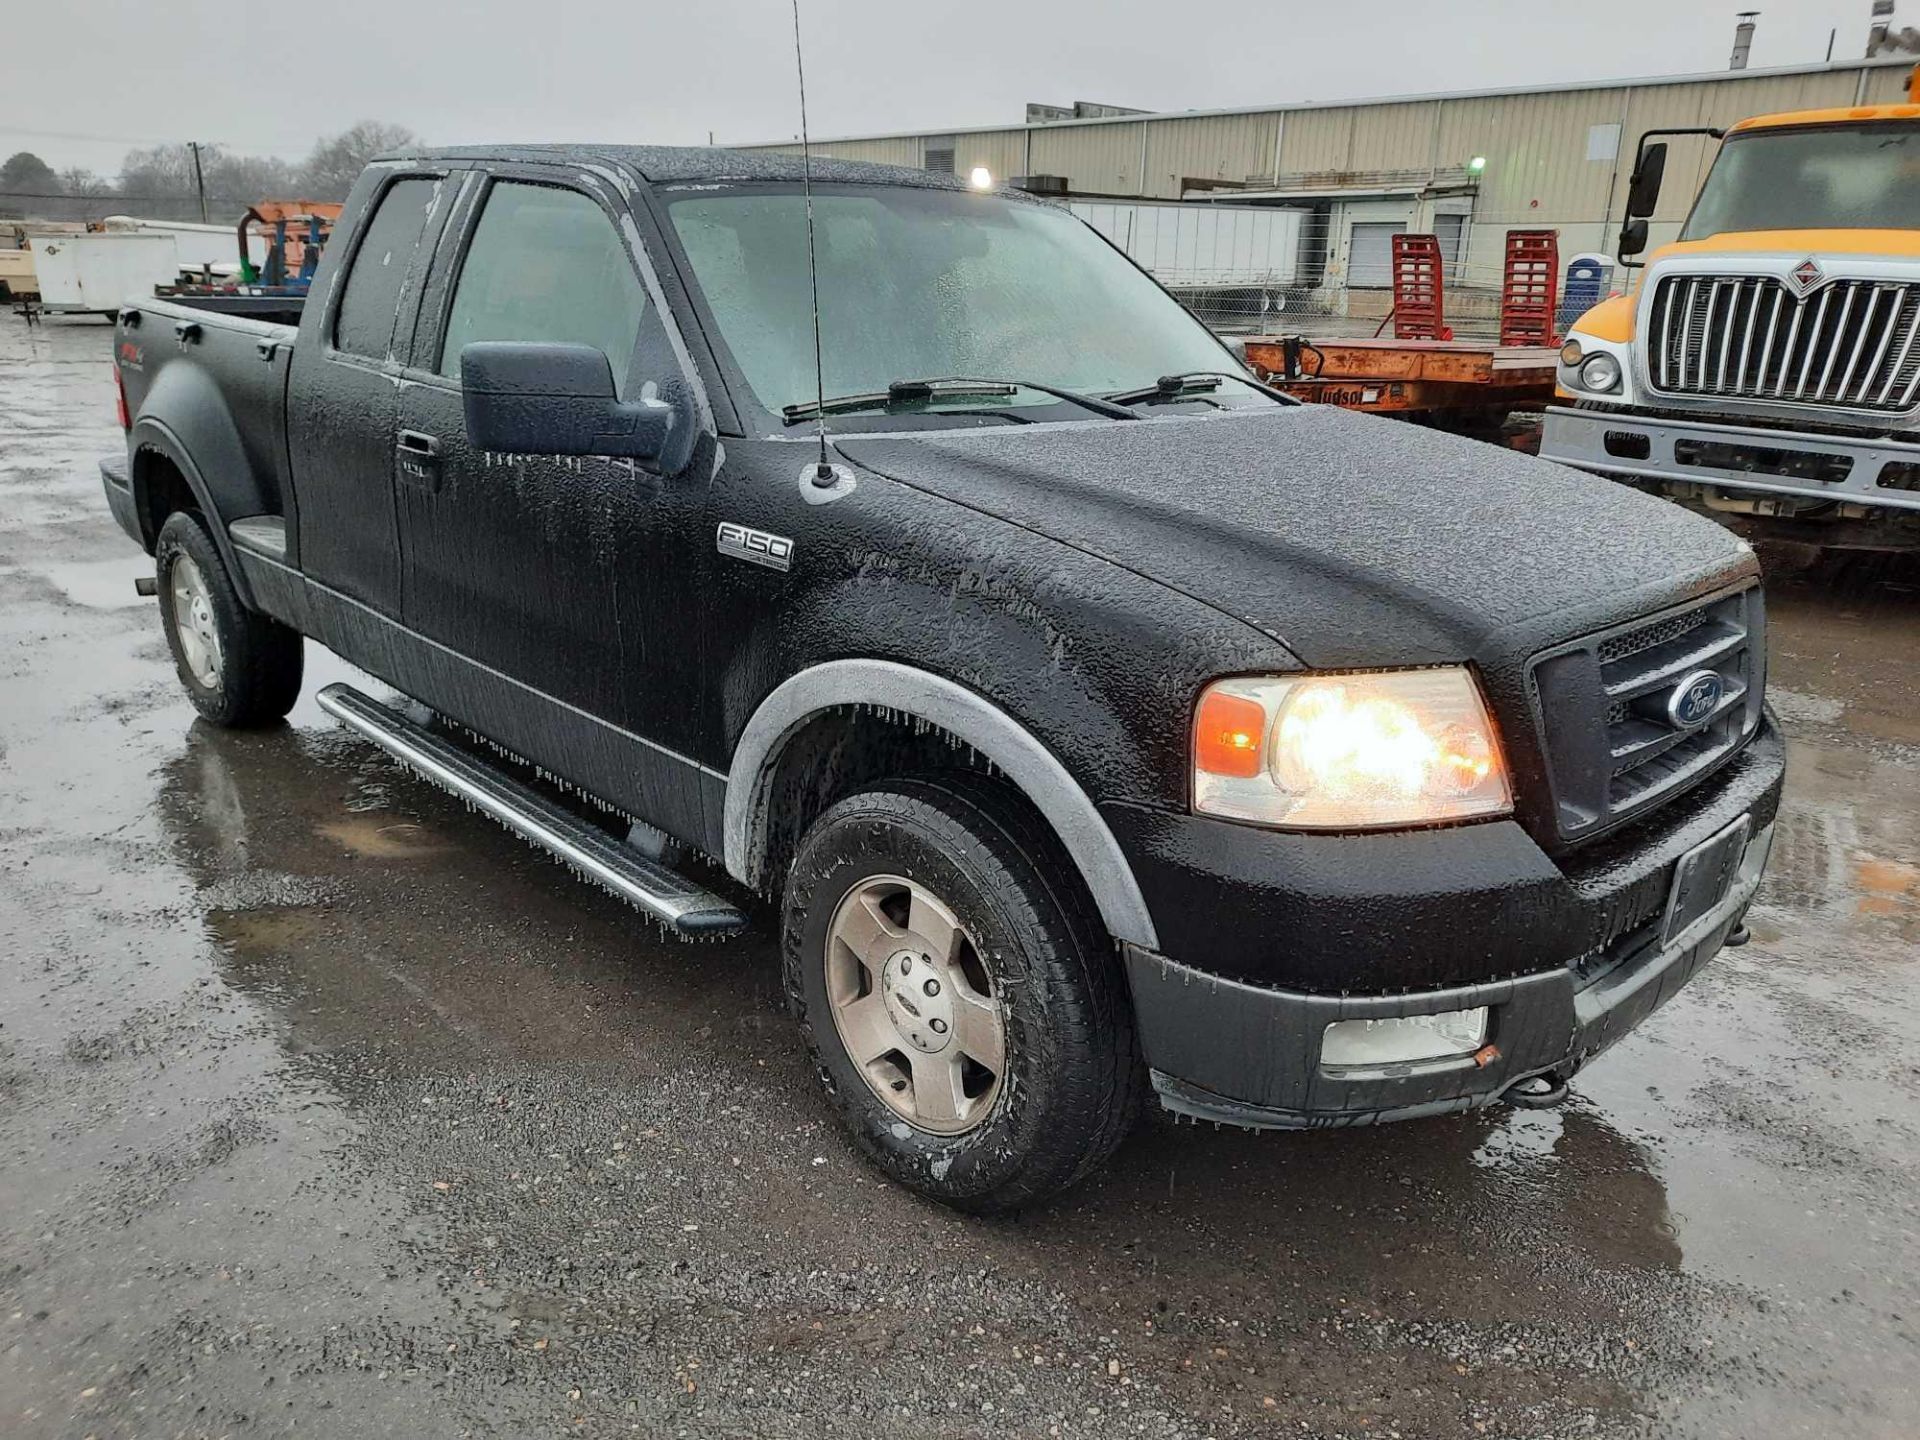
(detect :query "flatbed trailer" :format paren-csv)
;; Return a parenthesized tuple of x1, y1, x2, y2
(1243, 336, 1559, 422)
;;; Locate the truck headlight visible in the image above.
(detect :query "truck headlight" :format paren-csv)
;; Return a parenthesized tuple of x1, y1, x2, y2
(1577, 352, 1622, 394)
(1193, 668, 1512, 829)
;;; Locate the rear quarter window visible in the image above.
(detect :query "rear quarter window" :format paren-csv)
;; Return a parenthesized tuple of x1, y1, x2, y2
(333, 177, 439, 360)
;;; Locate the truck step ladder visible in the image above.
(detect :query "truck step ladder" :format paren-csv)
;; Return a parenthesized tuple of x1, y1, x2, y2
(315, 683, 748, 937)
(1391, 233, 1453, 341)
(1500, 230, 1561, 348)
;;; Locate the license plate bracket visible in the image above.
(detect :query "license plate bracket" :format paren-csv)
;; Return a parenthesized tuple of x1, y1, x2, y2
(1660, 816, 1751, 948)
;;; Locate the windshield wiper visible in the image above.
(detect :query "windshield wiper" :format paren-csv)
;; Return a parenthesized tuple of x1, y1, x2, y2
(783, 376, 1138, 425)
(1104, 370, 1285, 406)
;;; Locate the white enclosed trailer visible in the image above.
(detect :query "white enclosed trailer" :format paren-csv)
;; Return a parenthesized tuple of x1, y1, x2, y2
(100, 216, 265, 276)
(28, 233, 180, 314)
(1068, 200, 1310, 287)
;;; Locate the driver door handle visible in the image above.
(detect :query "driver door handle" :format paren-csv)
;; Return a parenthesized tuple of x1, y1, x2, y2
(396, 430, 444, 492)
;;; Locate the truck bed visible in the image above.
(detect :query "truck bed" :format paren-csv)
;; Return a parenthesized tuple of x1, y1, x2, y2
(114, 296, 299, 550)
(161, 292, 308, 325)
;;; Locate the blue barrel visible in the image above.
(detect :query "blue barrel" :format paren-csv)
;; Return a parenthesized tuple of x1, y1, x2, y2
(1559, 253, 1612, 328)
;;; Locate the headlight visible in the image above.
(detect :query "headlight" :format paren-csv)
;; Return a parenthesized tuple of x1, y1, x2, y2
(1193, 668, 1512, 829)
(1577, 352, 1622, 393)
(1559, 339, 1584, 366)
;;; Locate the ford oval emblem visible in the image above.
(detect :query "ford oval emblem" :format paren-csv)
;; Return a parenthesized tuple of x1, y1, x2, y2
(1666, 670, 1725, 730)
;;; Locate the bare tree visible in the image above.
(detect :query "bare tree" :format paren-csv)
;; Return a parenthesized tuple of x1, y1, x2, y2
(299, 122, 419, 201)
(114, 143, 299, 221)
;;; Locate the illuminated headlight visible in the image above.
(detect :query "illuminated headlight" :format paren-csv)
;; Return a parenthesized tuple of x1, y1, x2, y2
(1193, 668, 1512, 829)
(1322, 1008, 1488, 1069)
(1577, 352, 1622, 393)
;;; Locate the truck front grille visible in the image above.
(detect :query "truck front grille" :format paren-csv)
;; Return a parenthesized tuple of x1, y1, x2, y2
(1528, 585, 1766, 843)
(1646, 273, 1920, 414)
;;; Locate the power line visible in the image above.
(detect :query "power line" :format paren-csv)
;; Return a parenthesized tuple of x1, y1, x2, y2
(0, 122, 200, 146)
(0, 191, 275, 202)
(0, 122, 310, 154)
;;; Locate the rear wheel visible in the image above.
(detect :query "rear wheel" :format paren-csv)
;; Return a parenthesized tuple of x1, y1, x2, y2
(782, 778, 1142, 1213)
(155, 511, 303, 727)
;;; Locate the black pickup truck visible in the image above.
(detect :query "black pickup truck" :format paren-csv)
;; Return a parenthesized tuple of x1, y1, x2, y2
(102, 146, 1783, 1211)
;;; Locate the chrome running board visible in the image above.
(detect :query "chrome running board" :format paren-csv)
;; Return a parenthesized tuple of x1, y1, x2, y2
(316, 683, 747, 937)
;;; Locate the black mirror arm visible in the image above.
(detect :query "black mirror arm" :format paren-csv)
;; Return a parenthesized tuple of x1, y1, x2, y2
(606, 377, 699, 476)
(1615, 126, 1725, 269)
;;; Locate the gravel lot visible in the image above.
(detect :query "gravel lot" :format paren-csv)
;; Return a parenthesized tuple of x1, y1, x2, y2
(2, 313, 1916, 1439)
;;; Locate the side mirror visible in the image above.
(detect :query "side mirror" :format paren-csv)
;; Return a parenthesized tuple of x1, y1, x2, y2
(459, 341, 696, 473)
(1624, 142, 1667, 220)
(1617, 217, 1650, 261)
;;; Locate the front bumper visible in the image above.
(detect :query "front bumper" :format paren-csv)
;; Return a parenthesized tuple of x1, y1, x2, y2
(1541, 405, 1920, 514)
(1118, 717, 1784, 1129)
(1128, 818, 1769, 1128)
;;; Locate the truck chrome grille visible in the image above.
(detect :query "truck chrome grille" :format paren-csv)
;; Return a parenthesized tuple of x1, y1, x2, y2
(1528, 586, 1766, 842)
(1647, 274, 1920, 413)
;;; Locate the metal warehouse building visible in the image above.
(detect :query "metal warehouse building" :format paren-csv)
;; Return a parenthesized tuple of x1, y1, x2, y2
(740, 56, 1916, 331)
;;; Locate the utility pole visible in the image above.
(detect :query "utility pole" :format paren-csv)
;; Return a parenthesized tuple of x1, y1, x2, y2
(187, 141, 208, 224)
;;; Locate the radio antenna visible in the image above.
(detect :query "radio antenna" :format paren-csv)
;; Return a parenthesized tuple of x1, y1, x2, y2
(791, 0, 832, 481)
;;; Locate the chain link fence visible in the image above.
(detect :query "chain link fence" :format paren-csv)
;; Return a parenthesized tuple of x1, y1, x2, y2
(1069, 200, 1623, 342)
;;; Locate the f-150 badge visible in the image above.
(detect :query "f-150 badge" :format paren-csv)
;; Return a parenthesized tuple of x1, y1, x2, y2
(716, 521, 793, 572)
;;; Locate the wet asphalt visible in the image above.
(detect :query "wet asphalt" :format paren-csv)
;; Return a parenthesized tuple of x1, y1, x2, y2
(1, 314, 1917, 1440)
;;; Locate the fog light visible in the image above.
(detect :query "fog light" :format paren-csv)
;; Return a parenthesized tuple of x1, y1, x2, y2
(1322, 1008, 1488, 1068)
(1578, 352, 1622, 393)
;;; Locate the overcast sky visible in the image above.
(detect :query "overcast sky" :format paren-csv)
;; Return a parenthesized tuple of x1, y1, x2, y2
(1, 0, 1894, 174)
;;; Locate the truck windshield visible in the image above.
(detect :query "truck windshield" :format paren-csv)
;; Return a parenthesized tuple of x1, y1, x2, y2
(664, 183, 1242, 421)
(1682, 123, 1920, 238)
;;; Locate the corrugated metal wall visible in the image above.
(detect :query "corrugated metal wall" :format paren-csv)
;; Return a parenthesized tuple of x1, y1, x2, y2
(951, 130, 1028, 183)
(740, 60, 1910, 207)
(1032, 121, 1143, 193)
(736, 59, 1914, 297)
(1142, 113, 1281, 195)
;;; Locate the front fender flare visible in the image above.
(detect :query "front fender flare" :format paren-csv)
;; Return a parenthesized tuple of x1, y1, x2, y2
(723, 659, 1159, 950)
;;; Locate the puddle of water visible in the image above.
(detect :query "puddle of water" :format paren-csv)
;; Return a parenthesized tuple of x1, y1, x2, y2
(208, 905, 331, 951)
(317, 815, 448, 859)
(35, 557, 151, 610)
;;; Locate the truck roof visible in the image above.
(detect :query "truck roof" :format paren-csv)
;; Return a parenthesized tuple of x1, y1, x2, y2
(1730, 101, 1920, 133)
(384, 144, 996, 193)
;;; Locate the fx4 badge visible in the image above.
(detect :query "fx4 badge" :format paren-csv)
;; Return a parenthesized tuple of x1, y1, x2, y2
(716, 521, 793, 572)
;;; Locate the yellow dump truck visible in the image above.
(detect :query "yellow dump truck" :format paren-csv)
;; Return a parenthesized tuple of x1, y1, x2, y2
(1543, 68, 1920, 549)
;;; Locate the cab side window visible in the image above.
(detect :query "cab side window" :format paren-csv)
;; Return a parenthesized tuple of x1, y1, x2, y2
(334, 177, 439, 359)
(438, 182, 648, 391)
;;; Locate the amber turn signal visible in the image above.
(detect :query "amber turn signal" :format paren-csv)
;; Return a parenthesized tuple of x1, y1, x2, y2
(1194, 688, 1267, 778)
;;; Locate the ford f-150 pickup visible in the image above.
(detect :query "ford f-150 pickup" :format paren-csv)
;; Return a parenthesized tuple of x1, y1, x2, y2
(102, 145, 1784, 1211)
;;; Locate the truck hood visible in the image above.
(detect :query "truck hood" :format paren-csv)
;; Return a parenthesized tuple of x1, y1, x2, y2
(837, 406, 1754, 669)
(1649, 230, 1920, 262)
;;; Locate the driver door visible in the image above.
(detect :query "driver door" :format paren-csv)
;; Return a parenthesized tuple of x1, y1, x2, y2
(395, 169, 706, 771)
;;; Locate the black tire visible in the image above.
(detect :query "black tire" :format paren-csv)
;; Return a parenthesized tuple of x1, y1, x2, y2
(782, 777, 1142, 1213)
(154, 510, 303, 727)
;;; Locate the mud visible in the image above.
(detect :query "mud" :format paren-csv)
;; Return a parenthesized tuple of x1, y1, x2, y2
(2, 315, 1917, 1438)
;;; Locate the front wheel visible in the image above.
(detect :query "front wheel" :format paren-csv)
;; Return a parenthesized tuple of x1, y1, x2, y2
(782, 778, 1142, 1213)
(155, 510, 303, 727)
